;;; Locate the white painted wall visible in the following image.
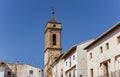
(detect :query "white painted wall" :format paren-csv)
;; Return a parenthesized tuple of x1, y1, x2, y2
(64, 50, 77, 72)
(64, 48, 77, 77)
(52, 59, 64, 77)
(87, 25, 120, 77)
(76, 40, 94, 77)
(0, 67, 5, 77)
(63, 39, 94, 77)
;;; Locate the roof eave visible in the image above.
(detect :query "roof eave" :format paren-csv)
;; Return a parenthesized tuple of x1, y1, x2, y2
(84, 22, 120, 50)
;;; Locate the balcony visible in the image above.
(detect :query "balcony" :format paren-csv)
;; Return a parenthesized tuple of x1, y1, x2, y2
(97, 74, 108, 77)
(97, 70, 120, 77)
(111, 70, 120, 77)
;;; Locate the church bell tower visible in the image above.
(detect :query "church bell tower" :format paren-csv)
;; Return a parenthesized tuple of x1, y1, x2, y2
(44, 9, 62, 77)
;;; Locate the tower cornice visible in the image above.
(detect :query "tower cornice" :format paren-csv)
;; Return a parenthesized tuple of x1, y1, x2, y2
(44, 48, 62, 53)
(44, 27, 62, 34)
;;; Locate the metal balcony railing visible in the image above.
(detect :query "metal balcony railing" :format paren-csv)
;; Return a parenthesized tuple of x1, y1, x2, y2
(96, 70, 120, 77)
(97, 74, 108, 77)
(111, 70, 120, 77)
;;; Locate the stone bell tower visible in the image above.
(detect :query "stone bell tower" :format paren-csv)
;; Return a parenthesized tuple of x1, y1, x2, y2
(44, 9, 62, 77)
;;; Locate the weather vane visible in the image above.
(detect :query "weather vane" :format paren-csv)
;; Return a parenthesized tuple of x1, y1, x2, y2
(51, 6, 55, 15)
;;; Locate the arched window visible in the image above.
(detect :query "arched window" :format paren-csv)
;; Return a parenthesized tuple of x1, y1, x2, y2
(52, 34, 56, 45)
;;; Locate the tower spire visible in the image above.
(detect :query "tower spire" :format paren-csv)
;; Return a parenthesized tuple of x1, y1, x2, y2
(48, 7, 60, 24)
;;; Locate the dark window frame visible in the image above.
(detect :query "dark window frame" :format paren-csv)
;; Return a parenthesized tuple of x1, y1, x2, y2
(117, 36, 120, 44)
(29, 70, 33, 74)
(52, 34, 56, 45)
(106, 43, 109, 50)
(7, 71, 11, 76)
(53, 24, 56, 27)
(100, 46, 103, 53)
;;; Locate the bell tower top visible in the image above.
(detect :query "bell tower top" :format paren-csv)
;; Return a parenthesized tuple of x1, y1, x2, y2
(45, 8, 62, 33)
(48, 8, 61, 24)
(44, 8, 62, 51)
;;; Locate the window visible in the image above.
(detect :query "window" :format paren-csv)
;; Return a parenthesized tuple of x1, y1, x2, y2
(1, 62, 4, 65)
(52, 34, 56, 45)
(29, 70, 33, 74)
(69, 73, 71, 77)
(73, 70, 75, 77)
(90, 53, 92, 59)
(117, 36, 120, 44)
(103, 63, 109, 77)
(106, 43, 109, 50)
(69, 57, 71, 67)
(73, 55, 75, 60)
(80, 75, 83, 77)
(8, 71, 11, 76)
(53, 24, 56, 27)
(100, 46, 103, 53)
(90, 69, 94, 77)
(66, 62, 67, 66)
(61, 69, 63, 77)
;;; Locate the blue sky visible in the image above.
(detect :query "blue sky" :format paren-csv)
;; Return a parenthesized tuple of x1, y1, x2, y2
(0, 0, 120, 70)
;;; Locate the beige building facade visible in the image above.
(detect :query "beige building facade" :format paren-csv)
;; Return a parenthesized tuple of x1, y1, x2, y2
(44, 10, 62, 77)
(85, 22, 120, 77)
(0, 61, 42, 77)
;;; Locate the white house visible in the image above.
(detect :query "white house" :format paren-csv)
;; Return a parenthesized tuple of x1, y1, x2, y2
(62, 39, 94, 77)
(85, 22, 120, 77)
(0, 61, 42, 77)
(52, 54, 64, 77)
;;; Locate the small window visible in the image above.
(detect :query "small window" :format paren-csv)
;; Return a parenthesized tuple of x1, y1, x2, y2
(100, 46, 103, 53)
(1, 62, 4, 65)
(66, 62, 67, 66)
(29, 70, 33, 74)
(69, 73, 71, 77)
(8, 71, 11, 76)
(52, 34, 56, 45)
(53, 24, 56, 27)
(80, 75, 83, 77)
(106, 43, 109, 50)
(117, 36, 120, 44)
(61, 74, 63, 77)
(73, 70, 75, 77)
(73, 55, 75, 60)
(90, 69, 94, 77)
(69, 57, 71, 67)
(90, 53, 92, 59)
(61, 69, 63, 77)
